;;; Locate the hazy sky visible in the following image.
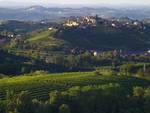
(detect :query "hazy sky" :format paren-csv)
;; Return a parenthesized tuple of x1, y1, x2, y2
(0, 0, 150, 7)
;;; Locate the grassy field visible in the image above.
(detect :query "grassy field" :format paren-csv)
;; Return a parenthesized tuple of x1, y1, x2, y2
(24, 29, 68, 51)
(0, 72, 149, 100)
(26, 30, 55, 42)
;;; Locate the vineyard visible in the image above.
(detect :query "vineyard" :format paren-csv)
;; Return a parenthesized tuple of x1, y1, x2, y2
(0, 72, 149, 101)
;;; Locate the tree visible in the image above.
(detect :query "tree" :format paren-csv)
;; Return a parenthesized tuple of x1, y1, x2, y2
(49, 91, 61, 105)
(59, 104, 71, 113)
(6, 90, 16, 113)
(133, 87, 144, 97)
(136, 69, 145, 77)
(16, 91, 34, 113)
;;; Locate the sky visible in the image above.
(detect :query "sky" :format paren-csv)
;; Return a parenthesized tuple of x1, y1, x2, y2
(0, 0, 150, 7)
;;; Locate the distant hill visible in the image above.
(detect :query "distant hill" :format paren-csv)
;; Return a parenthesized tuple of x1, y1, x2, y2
(0, 20, 58, 34)
(1, 6, 150, 20)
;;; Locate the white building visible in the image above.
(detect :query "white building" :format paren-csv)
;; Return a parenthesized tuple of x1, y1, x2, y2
(111, 23, 116, 27)
(93, 51, 98, 56)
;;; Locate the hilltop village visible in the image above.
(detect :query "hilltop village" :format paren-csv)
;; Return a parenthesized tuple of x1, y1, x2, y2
(53, 16, 150, 56)
(63, 16, 146, 30)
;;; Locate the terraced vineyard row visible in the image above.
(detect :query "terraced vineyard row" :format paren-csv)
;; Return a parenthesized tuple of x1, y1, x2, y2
(0, 72, 149, 100)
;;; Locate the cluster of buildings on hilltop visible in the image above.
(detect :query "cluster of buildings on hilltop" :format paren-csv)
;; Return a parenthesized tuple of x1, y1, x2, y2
(64, 16, 97, 27)
(63, 16, 147, 30)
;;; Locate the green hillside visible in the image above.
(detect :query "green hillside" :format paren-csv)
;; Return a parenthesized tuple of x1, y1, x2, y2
(5, 22, 150, 52)
(0, 72, 149, 100)
(54, 25, 150, 50)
